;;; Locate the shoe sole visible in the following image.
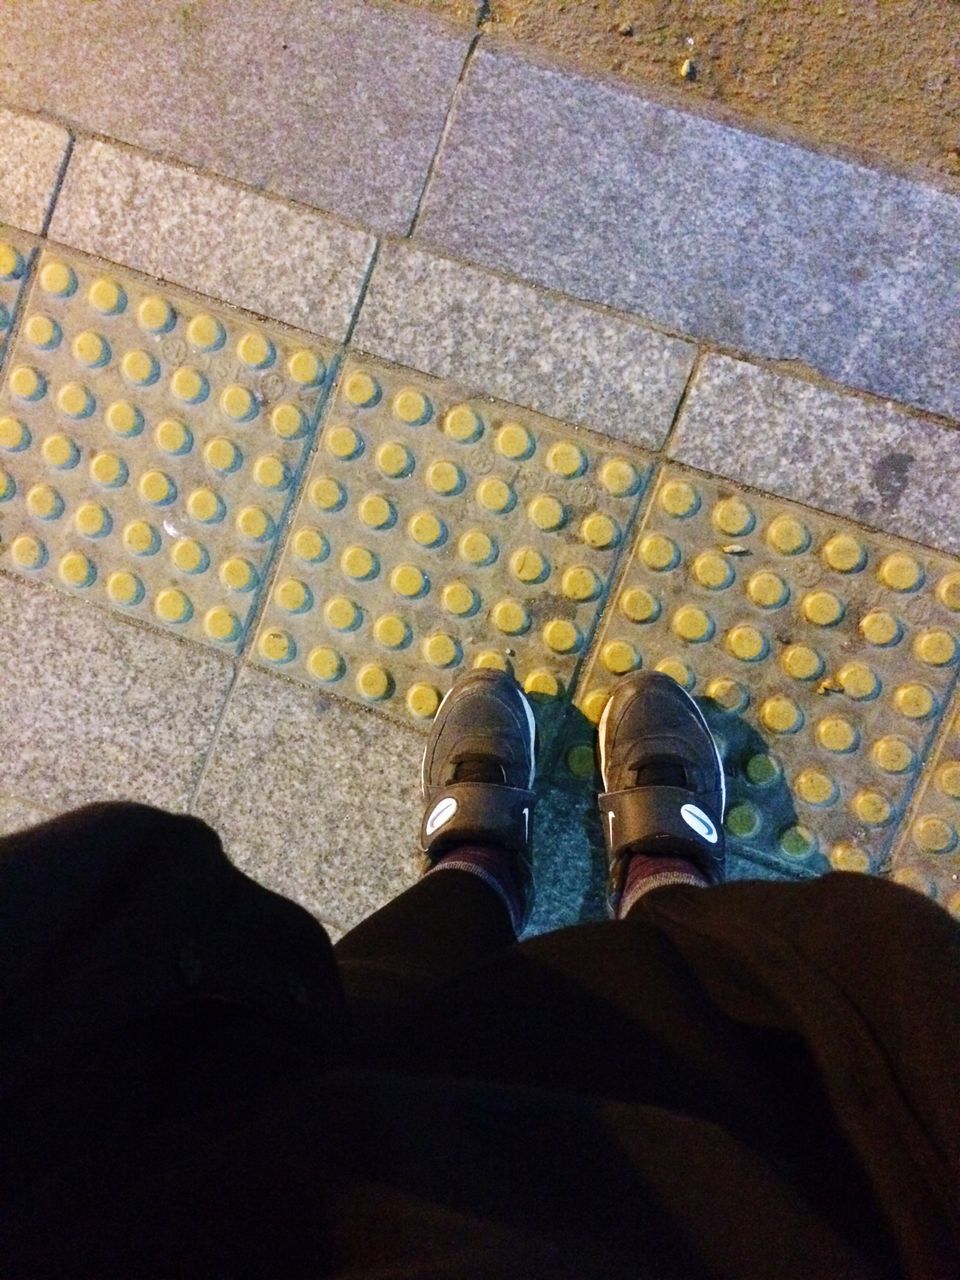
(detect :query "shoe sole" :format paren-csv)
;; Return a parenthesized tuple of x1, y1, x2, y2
(420, 675, 537, 799)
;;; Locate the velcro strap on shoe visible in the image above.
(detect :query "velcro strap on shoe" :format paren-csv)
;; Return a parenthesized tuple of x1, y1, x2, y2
(599, 785, 725, 889)
(420, 783, 537, 862)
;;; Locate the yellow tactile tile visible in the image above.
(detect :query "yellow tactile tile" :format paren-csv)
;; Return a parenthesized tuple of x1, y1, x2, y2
(0, 247, 331, 650)
(253, 356, 651, 724)
(889, 705, 960, 916)
(571, 466, 960, 872)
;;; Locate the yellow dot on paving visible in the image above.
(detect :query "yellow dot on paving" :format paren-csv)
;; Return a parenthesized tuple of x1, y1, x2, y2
(477, 477, 514, 512)
(0, 416, 28, 449)
(374, 614, 410, 648)
(638, 532, 680, 571)
(90, 451, 127, 487)
(0, 468, 14, 501)
(253, 455, 289, 490)
(376, 440, 413, 478)
(11, 534, 46, 569)
(187, 313, 224, 350)
(237, 331, 274, 368)
(894, 683, 935, 720)
(407, 683, 440, 718)
(561, 566, 601, 602)
(325, 596, 361, 631)
(171, 537, 208, 573)
(707, 677, 749, 713)
(543, 618, 581, 653)
(620, 586, 660, 623)
(528, 494, 565, 532)
(138, 294, 174, 332)
(392, 388, 429, 423)
(601, 640, 638, 674)
(24, 314, 60, 347)
(150, 420, 189, 457)
(155, 588, 192, 622)
(795, 768, 837, 806)
(423, 633, 460, 668)
(391, 564, 427, 598)
(600, 458, 640, 497)
(878, 551, 923, 592)
(525, 670, 561, 698)
(308, 647, 344, 682)
(761, 695, 802, 733)
(779, 825, 818, 859)
(426, 460, 463, 495)
(204, 437, 241, 473)
(747, 570, 789, 609)
(749, 754, 785, 785)
(546, 440, 586, 478)
(566, 743, 596, 778)
(914, 629, 957, 666)
(270, 403, 307, 440)
(288, 349, 323, 387)
(275, 577, 312, 612)
(58, 551, 94, 586)
(39, 260, 75, 296)
(891, 868, 932, 895)
(236, 505, 274, 541)
(258, 629, 295, 663)
(822, 533, 866, 573)
(187, 488, 224, 523)
(853, 790, 892, 826)
(341, 545, 378, 580)
(935, 571, 960, 612)
(837, 661, 879, 701)
(579, 512, 619, 550)
(310, 476, 346, 511)
(356, 664, 391, 700)
(139, 470, 176, 505)
(408, 510, 444, 547)
(40, 433, 79, 469)
(830, 843, 871, 873)
(859, 609, 901, 646)
(344, 370, 379, 407)
(325, 424, 362, 460)
(765, 514, 809, 555)
(913, 815, 957, 853)
(122, 349, 158, 385)
(872, 737, 915, 774)
(693, 550, 734, 590)
(74, 502, 110, 538)
(443, 404, 481, 441)
(123, 520, 159, 555)
(655, 657, 694, 689)
(57, 382, 93, 418)
(170, 365, 207, 403)
(104, 399, 142, 436)
(106, 571, 143, 605)
(712, 496, 755, 536)
(495, 422, 534, 460)
(9, 365, 44, 399)
(672, 605, 713, 642)
(442, 581, 478, 617)
(510, 547, 548, 584)
(359, 494, 395, 530)
(659, 478, 700, 517)
(492, 599, 530, 635)
(803, 590, 844, 626)
(73, 330, 110, 367)
(581, 688, 611, 725)
(726, 623, 767, 662)
(26, 483, 63, 519)
(0, 242, 23, 279)
(726, 802, 761, 838)
(459, 529, 496, 565)
(220, 557, 258, 591)
(780, 644, 822, 680)
(204, 606, 240, 642)
(88, 277, 125, 313)
(220, 384, 257, 421)
(817, 716, 858, 753)
(936, 762, 960, 798)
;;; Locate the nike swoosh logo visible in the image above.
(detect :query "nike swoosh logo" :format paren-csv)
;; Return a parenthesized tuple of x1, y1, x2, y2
(522, 807, 529, 843)
(607, 810, 615, 847)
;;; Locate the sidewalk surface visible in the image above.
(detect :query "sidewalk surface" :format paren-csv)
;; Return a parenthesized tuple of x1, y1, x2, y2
(0, 0, 957, 940)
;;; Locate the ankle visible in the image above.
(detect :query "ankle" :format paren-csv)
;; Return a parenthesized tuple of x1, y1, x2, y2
(617, 853, 709, 918)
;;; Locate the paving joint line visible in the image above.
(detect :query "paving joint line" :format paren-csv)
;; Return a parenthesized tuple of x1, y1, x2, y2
(40, 132, 74, 238)
(185, 658, 244, 813)
(342, 241, 382, 349)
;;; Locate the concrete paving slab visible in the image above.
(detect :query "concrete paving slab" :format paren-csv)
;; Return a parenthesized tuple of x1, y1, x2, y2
(49, 141, 375, 338)
(0, 246, 336, 652)
(353, 242, 696, 447)
(416, 44, 960, 422)
(0, 791, 55, 836)
(567, 464, 960, 880)
(669, 355, 960, 556)
(0, 0, 470, 234)
(0, 572, 234, 813)
(0, 227, 37, 372)
(0, 108, 69, 234)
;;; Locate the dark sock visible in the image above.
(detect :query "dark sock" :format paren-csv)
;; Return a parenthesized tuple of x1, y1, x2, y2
(618, 853, 708, 918)
(426, 844, 527, 935)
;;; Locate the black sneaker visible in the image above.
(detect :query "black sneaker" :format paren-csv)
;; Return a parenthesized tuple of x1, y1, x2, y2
(598, 671, 726, 915)
(420, 670, 537, 918)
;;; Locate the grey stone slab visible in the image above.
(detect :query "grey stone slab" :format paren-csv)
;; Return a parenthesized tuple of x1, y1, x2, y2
(192, 666, 423, 931)
(353, 243, 696, 448)
(0, 791, 55, 836)
(0, 0, 470, 235)
(49, 140, 375, 339)
(417, 45, 960, 422)
(0, 573, 235, 812)
(669, 355, 960, 555)
(0, 108, 69, 234)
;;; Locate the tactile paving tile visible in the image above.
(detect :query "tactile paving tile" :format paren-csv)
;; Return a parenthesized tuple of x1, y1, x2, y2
(0, 227, 35, 370)
(253, 356, 651, 726)
(889, 703, 960, 918)
(566, 466, 960, 877)
(0, 247, 333, 652)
